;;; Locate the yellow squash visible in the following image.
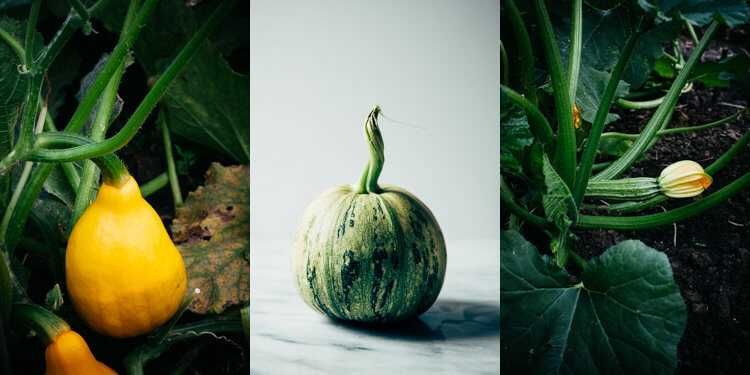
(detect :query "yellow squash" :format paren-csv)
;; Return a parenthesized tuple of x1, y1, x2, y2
(66, 175, 187, 338)
(45, 330, 117, 375)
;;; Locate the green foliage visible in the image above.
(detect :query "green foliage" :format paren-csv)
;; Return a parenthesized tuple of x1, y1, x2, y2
(500, 93, 534, 176)
(639, 0, 750, 27)
(96, 0, 249, 163)
(501, 231, 687, 375)
(576, 65, 630, 125)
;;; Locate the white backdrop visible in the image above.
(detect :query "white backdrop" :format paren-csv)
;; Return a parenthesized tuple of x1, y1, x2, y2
(250, 0, 500, 244)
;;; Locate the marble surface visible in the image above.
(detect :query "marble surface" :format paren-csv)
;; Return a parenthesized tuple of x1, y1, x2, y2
(250, 238, 500, 374)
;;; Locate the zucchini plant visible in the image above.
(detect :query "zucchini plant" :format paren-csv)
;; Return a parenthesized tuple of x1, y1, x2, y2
(500, 0, 749, 373)
(1, 0, 248, 373)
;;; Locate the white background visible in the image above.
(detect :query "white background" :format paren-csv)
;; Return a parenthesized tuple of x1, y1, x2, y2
(250, 0, 500, 244)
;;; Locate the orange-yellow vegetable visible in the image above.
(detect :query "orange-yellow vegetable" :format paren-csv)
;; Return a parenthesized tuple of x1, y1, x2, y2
(45, 330, 117, 375)
(66, 175, 187, 338)
(658, 160, 713, 198)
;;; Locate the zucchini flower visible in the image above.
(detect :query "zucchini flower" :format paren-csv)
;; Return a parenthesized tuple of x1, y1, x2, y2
(658, 160, 712, 198)
(573, 103, 581, 129)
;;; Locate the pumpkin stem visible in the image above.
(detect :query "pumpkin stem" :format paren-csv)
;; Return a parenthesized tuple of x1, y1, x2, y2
(356, 106, 384, 194)
(11, 303, 70, 345)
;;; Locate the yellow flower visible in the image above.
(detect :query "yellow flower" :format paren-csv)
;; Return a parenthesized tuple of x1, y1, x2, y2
(658, 160, 712, 198)
(573, 104, 581, 129)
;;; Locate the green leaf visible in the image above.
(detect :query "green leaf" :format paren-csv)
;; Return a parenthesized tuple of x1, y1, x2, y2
(44, 284, 64, 312)
(42, 164, 78, 209)
(501, 230, 687, 375)
(161, 44, 250, 163)
(501, 92, 534, 176)
(690, 53, 750, 88)
(576, 66, 630, 125)
(598, 137, 635, 158)
(171, 163, 249, 314)
(96, 0, 250, 163)
(639, 0, 750, 27)
(554, 5, 681, 89)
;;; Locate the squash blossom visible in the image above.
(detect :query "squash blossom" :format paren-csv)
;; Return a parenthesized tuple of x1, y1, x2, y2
(573, 103, 581, 129)
(658, 160, 712, 198)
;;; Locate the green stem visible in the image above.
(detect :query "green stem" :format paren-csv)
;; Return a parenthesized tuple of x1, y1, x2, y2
(11, 303, 70, 346)
(356, 106, 384, 194)
(601, 109, 743, 140)
(594, 21, 719, 181)
(499, 41, 509, 85)
(503, 0, 537, 104)
(685, 20, 700, 44)
(594, 129, 750, 214)
(24, 0, 41, 67)
(578, 170, 750, 229)
(43, 112, 80, 190)
(569, 250, 589, 271)
(500, 181, 549, 227)
(159, 110, 183, 206)
(140, 172, 168, 197)
(0, 162, 33, 247)
(28, 0, 233, 163)
(533, 0, 575, 187)
(616, 96, 665, 109)
(71, 0, 136, 227)
(572, 20, 643, 206)
(34, 13, 83, 71)
(32, 134, 129, 186)
(501, 85, 554, 145)
(567, 0, 582, 105)
(0, 0, 157, 252)
(69, 0, 90, 21)
(58, 0, 160, 137)
(0, 28, 24, 61)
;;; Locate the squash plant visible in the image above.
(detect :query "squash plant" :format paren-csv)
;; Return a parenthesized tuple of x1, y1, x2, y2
(1, 0, 248, 373)
(500, 0, 749, 374)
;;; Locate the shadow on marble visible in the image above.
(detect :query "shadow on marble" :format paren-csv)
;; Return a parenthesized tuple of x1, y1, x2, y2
(328, 299, 499, 342)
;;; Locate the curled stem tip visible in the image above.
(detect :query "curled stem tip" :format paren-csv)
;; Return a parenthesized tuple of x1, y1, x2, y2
(356, 106, 385, 194)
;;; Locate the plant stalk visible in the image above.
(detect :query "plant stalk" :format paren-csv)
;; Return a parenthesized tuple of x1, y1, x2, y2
(28, 0, 233, 163)
(159, 110, 183, 206)
(356, 106, 384, 194)
(503, 0, 537, 104)
(594, 21, 719, 181)
(572, 19, 643, 206)
(533, 0, 575, 187)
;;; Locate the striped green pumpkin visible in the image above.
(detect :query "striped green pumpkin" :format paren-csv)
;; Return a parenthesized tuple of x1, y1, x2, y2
(293, 107, 446, 322)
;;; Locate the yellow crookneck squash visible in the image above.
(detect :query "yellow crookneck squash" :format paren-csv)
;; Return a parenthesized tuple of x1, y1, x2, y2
(45, 330, 117, 375)
(66, 174, 187, 338)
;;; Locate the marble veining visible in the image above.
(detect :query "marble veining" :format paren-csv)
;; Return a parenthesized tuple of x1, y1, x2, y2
(250, 238, 500, 374)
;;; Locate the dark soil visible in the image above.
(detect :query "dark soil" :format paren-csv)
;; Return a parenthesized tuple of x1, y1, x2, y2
(576, 49, 750, 374)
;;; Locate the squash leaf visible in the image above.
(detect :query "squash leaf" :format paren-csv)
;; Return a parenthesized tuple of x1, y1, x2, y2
(500, 91, 534, 176)
(638, 0, 750, 27)
(171, 163, 249, 314)
(95, 0, 249, 163)
(576, 66, 630, 125)
(500, 230, 687, 375)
